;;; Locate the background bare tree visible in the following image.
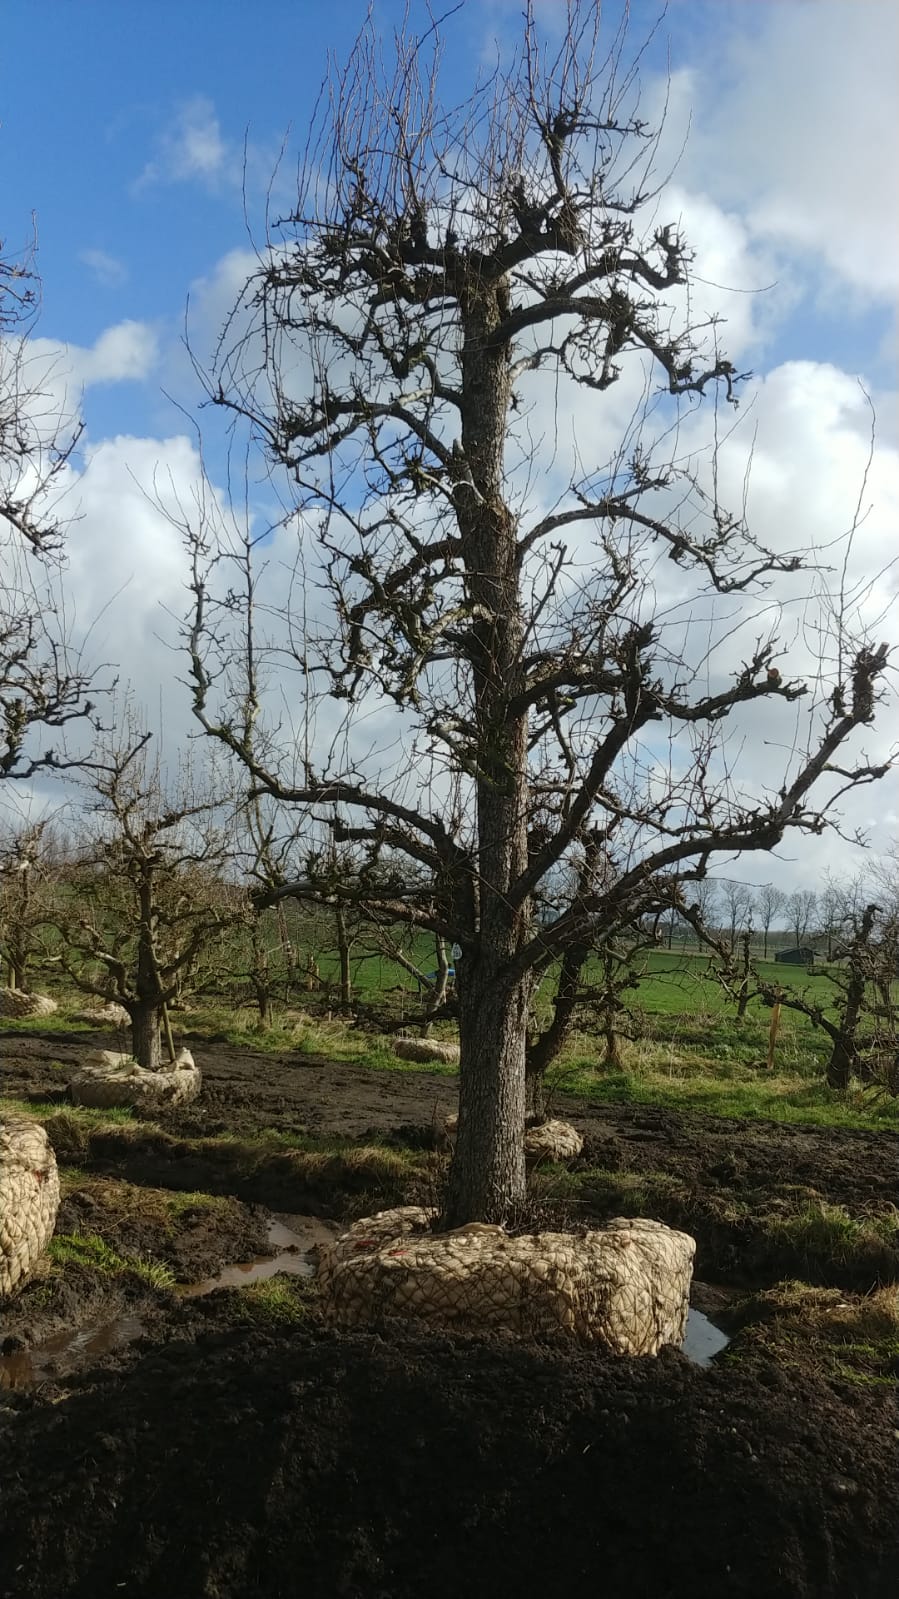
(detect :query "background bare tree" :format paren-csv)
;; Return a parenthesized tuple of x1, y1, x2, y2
(0, 816, 60, 991)
(182, 7, 889, 1223)
(1, 228, 101, 779)
(755, 882, 786, 960)
(785, 888, 819, 954)
(54, 727, 234, 1068)
(719, 879, 754, 949)
(759, 901, 895, 1090)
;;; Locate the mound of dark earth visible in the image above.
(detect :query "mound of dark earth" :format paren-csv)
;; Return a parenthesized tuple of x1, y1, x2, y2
(1, 1318, 895, 1599)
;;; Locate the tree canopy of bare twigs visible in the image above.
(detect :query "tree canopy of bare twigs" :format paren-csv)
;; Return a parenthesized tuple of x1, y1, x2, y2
(181, 5, 891, 1223)
(54, 723, 235, 1069)
(1, 228, 101, 778)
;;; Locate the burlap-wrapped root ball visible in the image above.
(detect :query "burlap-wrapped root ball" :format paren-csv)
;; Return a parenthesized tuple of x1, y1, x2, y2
(68, 1048, 201, 1110)
(0, 1119, 60, 1296)
(0, 987, 58, 1018)
(72, 1002, 130, 1028)
(393, 1037, 460, 1066)
(443, 1115, 584, 1163)
(318, 1206, 694, 1355)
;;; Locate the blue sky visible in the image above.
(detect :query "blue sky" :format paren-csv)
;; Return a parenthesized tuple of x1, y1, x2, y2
(2, 0, 898, 882)
(5, 0, 894, 416)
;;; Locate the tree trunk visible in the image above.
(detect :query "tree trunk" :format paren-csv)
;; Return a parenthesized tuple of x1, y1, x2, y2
(600, 1013, 622, 1070)
(132, 872, 164, 1069)
(826, 1034, 855, 1091)
(441, 277, 530, 1226)
(421, 937, 450, 1033)
(524, 1054, 546, 1122)
(336, 907, 352, 1006)
(444, 965, 530, 1225)
(254, 982, 273, 1029)
(129, 1001, 163, 1070)
(826, 904, 876, 1089)
(276, 902, 297, 993)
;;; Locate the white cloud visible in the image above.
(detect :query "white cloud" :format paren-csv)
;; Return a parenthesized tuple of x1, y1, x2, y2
(687, 1, 899, 303)
(78, 321, 160, 386)
(23, 321, 159, 407)
(79, 249, 128, 288)
(135, 96, 233, 192)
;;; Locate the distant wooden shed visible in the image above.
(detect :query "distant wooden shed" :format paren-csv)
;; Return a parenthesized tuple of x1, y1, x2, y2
(774, 946, 818, 965)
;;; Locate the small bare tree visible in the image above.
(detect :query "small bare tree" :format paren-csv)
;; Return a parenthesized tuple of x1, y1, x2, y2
(719, 880, 754, 949)
(785, 888, 819, 954)
(0, 817, 60, 990)
(755, 882, 786, 960)
(55, 729, 234, 1068)
(759, 903, 894, 1090)
(1, 228, 101, 778)
(182, 7, 890, 1223)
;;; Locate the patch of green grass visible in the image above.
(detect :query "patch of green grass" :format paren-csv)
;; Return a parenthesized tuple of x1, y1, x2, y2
(0, 1012, 95, 1035)
(768, 1202, 899, 1272)
(47, 1230, 176, 1289)
(552, 1055, 898, 1131)
(721, 1280, 899, 1387)
(0, 1096, 135, 1126)
(233, 1275, 318, 1326)
(162, 1187, 223, 1215)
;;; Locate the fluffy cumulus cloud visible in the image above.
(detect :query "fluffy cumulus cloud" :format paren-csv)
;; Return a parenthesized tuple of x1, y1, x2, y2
(60, 432, 209, 745)
(134, 95, 233, 192)
(25, 322, 159, 408)
(688, 1, 899, 304)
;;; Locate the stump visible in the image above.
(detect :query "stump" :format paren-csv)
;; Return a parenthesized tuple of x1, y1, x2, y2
(443, 1115, 584, 1162)
(394, 1037, 460, 1066)
(0, 1120, 60, 1297)
(0, 987, 58, 1018)
(68, 1049, 201, 1110)
(317, 1206, 694, 1355)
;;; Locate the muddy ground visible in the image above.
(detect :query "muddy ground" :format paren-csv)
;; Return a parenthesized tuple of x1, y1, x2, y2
(1, 1025, 898, 1598)
(6, 1026, 897, 1208)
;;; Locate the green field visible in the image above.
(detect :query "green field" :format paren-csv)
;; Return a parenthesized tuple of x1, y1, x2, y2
(6, 940, 895, 1134)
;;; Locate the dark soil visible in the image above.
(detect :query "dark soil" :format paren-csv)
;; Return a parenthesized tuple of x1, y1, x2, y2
(2, 1024, 899, 1597)
(56, 1179, 269, 1281)
(1, 1178, 268, 1353)
(1, 1316, 896, 1599)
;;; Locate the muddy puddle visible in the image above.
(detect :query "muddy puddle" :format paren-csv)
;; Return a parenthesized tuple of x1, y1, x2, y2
(179, 1215, 339, 1299)
(0, 1215, 338, 1393)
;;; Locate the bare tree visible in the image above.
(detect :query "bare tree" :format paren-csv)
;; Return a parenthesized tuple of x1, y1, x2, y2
(182, 7, 890, 1223)
(227, 797, 306, 1027)
(0, 817, 60, 990)
(1, 228, 101, 778)
(719, 879, 754, 948)
(681, 896, 757, 1021)
(785, 888, 819, 953)
(755, 882, 786, 960)
(55, 728, 234, 1068)
(759, 903, 894, 1090)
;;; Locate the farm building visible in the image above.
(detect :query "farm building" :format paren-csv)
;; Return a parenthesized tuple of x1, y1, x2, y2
(774, 946, 818, 965)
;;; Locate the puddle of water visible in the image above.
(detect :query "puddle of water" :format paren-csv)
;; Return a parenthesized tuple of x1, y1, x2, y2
(682, 1308, 730, 1366)
(0, 1215, 337, 1392)
(1, 1313, 147, 1392)
(179, 1215, 337, 1298)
